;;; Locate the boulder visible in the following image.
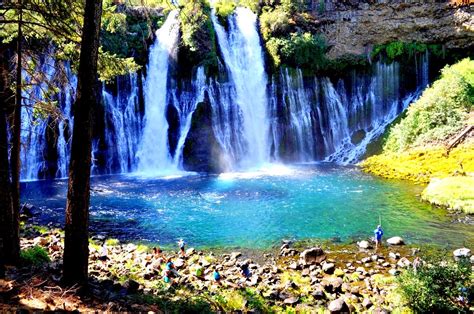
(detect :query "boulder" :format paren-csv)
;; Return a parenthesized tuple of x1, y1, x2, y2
(453, 248, 471, 260)
(186, 248, 195, 256)
(389, 268, 400, 276)
(174, 258, 185, 268)
(328, 297, 348, 313)
(300, 247, 326, 265)
(396, 257, 411, 268)
(386, 237, 404, 245)
(362, 297, 373, 309)
(125, 280, 140, 294)
(357, 240, 371, 249)
(21, 203, 38, 217)
(230, 252, 242, 260)
(283, 296, 299, 305)
(322, 263, 335, 274)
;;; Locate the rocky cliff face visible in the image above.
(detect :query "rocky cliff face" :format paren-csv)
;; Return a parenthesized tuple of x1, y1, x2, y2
(314, 1, 473, 58)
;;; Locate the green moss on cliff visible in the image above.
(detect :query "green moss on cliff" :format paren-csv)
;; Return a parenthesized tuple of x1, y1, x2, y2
(372, 41, 444, 62)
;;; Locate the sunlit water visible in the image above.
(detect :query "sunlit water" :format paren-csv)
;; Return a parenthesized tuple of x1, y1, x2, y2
(22, 164, 473, 249)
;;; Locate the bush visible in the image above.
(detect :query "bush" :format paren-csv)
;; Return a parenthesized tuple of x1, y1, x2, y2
(259, 6, 290, 41)
(20, 246, 50, 266)
(265, 32, 326, 71)
(214, 0, 236, 20)
(397, 258, 472, 313)
(384, 58, 474, 152)
(372, 41, 444, 61)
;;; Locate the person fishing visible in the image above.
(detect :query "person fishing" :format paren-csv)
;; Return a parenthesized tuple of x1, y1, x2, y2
(374, 224, 384, 249)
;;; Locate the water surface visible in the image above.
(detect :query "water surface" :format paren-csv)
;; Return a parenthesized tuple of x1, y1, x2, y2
(22, 164, 474, 249)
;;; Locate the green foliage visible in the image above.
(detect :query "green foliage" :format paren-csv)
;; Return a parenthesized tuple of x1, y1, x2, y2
(20, 246, 50, 266)
(266, 32, 326, 71)
(259, 6, 290, 41)
(372, 41, 444, 61)
(397, 258, 472, 313)
(131, 294, 214, 313)
(384, 58, 474, 152)
(98, 48, 140, 82)
(179, 0, 218, 69)
(214, 0, 236, 20)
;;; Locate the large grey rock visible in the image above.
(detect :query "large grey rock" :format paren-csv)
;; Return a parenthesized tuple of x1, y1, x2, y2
(357, 240, 371, 249)
(387, 236, 404, 245)
(328, 297, 348, 313)
(300, 247, 326, 265)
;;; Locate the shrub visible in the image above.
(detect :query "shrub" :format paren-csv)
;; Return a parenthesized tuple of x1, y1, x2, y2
(266, 32, 326, 71)
(20, 246, 50, 266)
(372, 41, 444, 61)
(259, 6, 290, 41)
(214, 0, 236, 20)
(397, 258, 472, 313)
(384, 58, 474, 152)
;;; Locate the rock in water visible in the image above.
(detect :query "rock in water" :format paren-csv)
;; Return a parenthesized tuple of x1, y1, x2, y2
(357, 240, 371, 249)
(386, 237, 404, 245)
(300, 247, 326, 265)
(453, 248, 471, 260)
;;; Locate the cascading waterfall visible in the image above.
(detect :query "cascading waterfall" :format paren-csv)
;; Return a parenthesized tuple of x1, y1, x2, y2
(212, 7, 270, 169)
(20, 61, 52, 181)
(102, 74, 142, 174)
(56, 66, 76, 179)
(171, 66, 206, 168)
(269, 59, 429, 165)
(136, 10, 180, 174)
(19, 8, 433, 180)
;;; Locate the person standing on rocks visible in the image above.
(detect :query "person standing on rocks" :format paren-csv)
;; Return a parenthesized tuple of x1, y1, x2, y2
(99, 241, 109, 264)
(178, 239, 186, 257)
(374, 225, 384, 250)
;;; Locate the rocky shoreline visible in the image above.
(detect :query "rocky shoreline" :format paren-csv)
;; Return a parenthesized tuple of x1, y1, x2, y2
(0, 225, 472, 312)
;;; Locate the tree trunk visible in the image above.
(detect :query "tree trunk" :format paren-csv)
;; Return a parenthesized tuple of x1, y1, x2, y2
(7, 0, 23, 265)
(0, 46, 14, 276)
(62, 0, 102, 286)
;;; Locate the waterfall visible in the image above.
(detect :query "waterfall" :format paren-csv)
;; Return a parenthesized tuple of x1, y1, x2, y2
(212, 7, 270, 169)
(136, 10, 180, 174)
(269, 60, 428, 164)
(172, 66, 206, 168)
(102, 74, 142, 174)
(20, 58, 63, 181)
(56, 65, 76, 179)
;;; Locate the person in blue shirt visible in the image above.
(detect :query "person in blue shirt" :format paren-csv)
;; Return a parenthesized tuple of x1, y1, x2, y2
(374, 225, 384, 249)
(213, 267, 221, 285)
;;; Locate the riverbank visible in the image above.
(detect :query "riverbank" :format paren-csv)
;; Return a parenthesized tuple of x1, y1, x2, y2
(1, 224, 472, 312)
(361, 142, 474, 213)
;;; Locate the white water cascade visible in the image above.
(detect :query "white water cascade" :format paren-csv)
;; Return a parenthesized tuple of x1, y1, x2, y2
(212, 7, 270, 169)
(136, 10, 180, 174)
(171, 66, 207, 168)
